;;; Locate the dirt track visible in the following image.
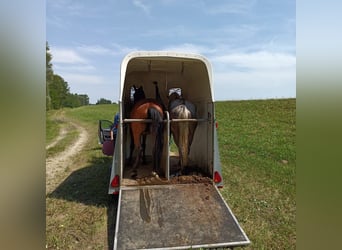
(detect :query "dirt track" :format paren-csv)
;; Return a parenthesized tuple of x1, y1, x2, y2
(46, 126, 68, 150)
(46, 121, 88, 194)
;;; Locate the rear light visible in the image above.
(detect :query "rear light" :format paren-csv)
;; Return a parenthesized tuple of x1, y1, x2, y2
(215, 121, 218, 128)
(111, 175, 120, 187)
(214, 171, 222, 184)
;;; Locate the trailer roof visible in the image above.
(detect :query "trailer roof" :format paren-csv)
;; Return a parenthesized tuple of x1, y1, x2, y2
(119, 51, 214, 102)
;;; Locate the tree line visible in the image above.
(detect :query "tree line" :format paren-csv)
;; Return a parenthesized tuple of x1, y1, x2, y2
(46, 42, 90, 110)
(47, 43, 115, 110)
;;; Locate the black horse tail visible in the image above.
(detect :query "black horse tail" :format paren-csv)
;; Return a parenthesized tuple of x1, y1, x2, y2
(153, 81, 166, 111)
(148, 107, 164, 144)
(148, 107, 163, 123)
(148, 107, 164, 172)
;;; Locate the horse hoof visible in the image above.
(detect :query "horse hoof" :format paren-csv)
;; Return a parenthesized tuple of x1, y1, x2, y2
(151, 171, 159, 178)
(131, 170, 137, 179)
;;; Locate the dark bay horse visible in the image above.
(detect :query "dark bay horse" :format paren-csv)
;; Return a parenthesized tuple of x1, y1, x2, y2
(129, 85, 164, 178)
(132, 85, 145, 104)
(168, 92, 197, 172)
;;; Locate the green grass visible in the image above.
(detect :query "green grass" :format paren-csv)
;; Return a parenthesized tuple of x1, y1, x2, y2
(65, 104, 118, 126)
(46, 99, 295, 249)
(46, 104, 119, 158)
(46, 104, 119, 249)
(46, 110, 63, 145)
(216, 99, 296, 249)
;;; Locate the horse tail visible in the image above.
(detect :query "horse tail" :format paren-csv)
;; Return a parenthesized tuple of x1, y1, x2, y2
(148, 107, 164, 171)
(153, 81, 166, 111)
(177, 106, 191, 168)
(148, 107, 162, 123)
(148, 107, 163, 140)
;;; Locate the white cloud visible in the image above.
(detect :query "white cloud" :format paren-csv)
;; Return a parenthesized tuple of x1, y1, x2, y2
(111, 43, 139, 55)
(76, 45, 112, 55)
(76, 43, 138, 56)
(142, 25, 196, 39)
(50, 46, 106, 87)
(212, 51, 296, 100)
(213, 68, 296, 100)
(133, 0, 150, 15)
(61, 73, 105, 85)
(47, 1, 85, 16)
(54, 64, 96, 72)
(212, 51, 296, 71)
(202, 0, 256, 15)
(162, 43, 217, 55)
(46, 15, 65, 29)
(50, 47, 88, 64)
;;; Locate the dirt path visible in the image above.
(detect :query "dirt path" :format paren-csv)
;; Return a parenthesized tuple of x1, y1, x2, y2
(46, 121, 89, 194)
(46, 126, 68, 150)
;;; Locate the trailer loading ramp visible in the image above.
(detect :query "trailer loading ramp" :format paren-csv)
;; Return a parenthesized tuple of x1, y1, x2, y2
(114, 183, 250, 249)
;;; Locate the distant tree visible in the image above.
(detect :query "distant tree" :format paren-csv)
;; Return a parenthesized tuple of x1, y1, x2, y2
(96, 98, 112, 105)
(78, 94, 89, 106)
(46, 42, 53, 110)
(49, 74, 70, 109)
(64, 93, 80, 108)
(64, 93, 90, 108)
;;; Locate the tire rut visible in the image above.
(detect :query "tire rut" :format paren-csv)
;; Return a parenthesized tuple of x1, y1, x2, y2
(46, 121, 89, 194)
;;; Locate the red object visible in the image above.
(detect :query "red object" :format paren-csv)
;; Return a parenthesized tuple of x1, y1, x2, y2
(102, 140, 114, 156)
(214, 171, 222, 184)
(111, 175, 120, 188)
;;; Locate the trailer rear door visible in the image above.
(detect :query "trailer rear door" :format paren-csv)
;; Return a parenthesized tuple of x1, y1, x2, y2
(114, 183, 250, 249)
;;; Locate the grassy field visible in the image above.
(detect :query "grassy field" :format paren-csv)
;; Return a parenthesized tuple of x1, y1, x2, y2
(216, 99, 296, 249)
(46, 104, 119, 249)
(46, 99, 295, 249)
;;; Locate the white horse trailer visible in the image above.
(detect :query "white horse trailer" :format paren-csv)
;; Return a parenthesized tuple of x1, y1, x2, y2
(109, 51, 250, 249)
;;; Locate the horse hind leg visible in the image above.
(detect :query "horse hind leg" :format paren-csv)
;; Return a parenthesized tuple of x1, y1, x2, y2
(178, 122, 190, 172)
(128, 128, 134, 165)
(151, 137, 158, 176)
(131, 146, 143, 179)
(187, 121, 197, 153)
(141, 134, 147, 165)
(151, 124, 164, 177)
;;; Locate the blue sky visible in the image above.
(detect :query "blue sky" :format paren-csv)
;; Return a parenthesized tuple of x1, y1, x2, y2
(47, 0, 296, 104)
